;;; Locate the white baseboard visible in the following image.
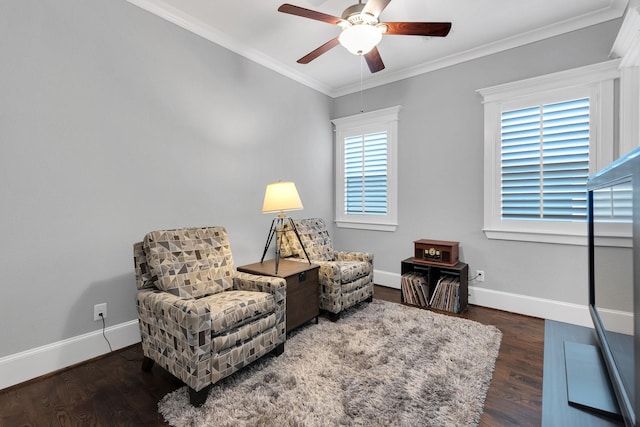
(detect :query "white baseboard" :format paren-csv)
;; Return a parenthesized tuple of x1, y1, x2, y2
(374, 269, 400, 289)
(374, 268, 630, 330)
(0, 320, 141, 391)
(2, 270, 632, 391)
(467, 286, 592, 327)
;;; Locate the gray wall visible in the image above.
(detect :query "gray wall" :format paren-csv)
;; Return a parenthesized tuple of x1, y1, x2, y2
(0, 0, 624, 361)
(0, 0, 333, 357)
(331, 19, 623, 306)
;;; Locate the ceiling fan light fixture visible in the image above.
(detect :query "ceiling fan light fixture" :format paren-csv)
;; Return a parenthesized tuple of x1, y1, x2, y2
(277, 1, 452, 72)
(338, 24, 382, 55)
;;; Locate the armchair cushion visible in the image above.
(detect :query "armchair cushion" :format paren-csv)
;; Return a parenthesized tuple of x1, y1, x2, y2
(280, 218, 334, 261)
(204, 290, 276, 334)
(143, 227, 235, 299)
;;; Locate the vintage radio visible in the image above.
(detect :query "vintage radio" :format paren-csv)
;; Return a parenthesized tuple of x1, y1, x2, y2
(413, 239, 459, 267)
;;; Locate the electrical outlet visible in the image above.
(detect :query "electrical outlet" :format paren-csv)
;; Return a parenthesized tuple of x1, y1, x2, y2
(476, 270, 485, 282)
(94, 303, 107, 321)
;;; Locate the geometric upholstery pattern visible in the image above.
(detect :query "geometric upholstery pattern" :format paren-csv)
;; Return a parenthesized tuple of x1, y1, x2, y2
(133, 226, 286, 405)
(204, 290, 276, 335)
(279, 217, 334, 261)
(133, 241, 155, 290)
(143, 227, 235, 299)
(280, 218, 374, 315)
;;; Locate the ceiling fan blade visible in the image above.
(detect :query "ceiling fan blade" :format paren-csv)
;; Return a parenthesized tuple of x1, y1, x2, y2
(382, 22, 451, 37)
(278, 3, 342, 25)
(362, 0, 392, 18)
(297, 37, 341, 64)
(364, 47, 385, 73)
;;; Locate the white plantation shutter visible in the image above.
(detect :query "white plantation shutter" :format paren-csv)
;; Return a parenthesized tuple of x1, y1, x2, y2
(332, 105, 400, 231)
(479, 61, 618, 244)
(344, 132, 388, 215)
(500, 97, 590, 222)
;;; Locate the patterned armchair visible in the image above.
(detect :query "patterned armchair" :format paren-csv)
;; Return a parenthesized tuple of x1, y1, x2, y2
(280, 218, 373, 319)
(133, 226, 286, 406)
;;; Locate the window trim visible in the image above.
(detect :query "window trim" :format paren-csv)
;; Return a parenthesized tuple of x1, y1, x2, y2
(332, 106, 402, 231)
(478, 60, 620, 245)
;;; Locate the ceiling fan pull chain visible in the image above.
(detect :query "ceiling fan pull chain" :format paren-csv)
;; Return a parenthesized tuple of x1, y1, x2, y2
(360, 55, 365, 113)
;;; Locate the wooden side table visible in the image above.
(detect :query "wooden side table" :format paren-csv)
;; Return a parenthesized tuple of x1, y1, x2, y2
(237, 259, 320, 333)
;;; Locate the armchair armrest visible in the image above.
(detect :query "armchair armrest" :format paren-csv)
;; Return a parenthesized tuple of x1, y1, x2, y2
(136, 289, 213, 390)
(298, 260, 341, 293)
(233, 272, 286, 304)
(335, 251, 374, 263)
(317, 253, 374, 297)
(137, 289, 213, 327)
(232, 272, 287, 345)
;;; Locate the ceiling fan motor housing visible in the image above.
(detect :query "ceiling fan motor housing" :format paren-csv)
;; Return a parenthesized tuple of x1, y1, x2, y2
(341, 4, 377, 25)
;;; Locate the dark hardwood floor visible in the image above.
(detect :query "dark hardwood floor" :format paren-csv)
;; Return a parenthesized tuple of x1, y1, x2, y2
(0, 285, 544, 426)
(374, 286, 544, 427)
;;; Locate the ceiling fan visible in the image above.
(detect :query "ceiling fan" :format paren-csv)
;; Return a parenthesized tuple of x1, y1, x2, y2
(277, 0, 451, 73)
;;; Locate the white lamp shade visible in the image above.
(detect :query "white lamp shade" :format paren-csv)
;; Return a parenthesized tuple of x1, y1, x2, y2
(262, 181, 304, 213)
(338, 25, 382, 55)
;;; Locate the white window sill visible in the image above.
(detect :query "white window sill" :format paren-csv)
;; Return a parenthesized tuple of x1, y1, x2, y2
(483, 228, 587, 246)
(483, 228, 631, 247)
(336, 220, 397, 232)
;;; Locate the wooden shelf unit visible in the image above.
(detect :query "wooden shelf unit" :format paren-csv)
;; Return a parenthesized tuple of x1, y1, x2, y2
(400, 257, 468, 314)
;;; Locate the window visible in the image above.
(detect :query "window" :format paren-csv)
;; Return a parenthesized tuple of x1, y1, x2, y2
(478, 60, 620, 245)
(501, 97, 590, 221)
(332, 106, 401, 231)
(344, 131, 388, 215)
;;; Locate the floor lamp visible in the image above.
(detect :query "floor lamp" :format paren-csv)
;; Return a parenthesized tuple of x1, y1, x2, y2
(260, 181, 311, 275)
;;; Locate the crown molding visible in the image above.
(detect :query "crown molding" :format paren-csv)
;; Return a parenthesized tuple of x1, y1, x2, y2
(127, 0, 627, 98)
(611, 6, 640, 66)
(126, 0, 335, 96)
(332, 1, 628, 97)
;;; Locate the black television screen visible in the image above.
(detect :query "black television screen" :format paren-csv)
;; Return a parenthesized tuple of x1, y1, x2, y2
(587, 146, 640, 427)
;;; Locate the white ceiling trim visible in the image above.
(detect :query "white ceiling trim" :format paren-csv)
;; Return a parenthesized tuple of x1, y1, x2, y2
(612, 5, 640, 65)
(127, 0, 627, 99)
(332, 0, 628, 96)
(126, 0, 334, 95)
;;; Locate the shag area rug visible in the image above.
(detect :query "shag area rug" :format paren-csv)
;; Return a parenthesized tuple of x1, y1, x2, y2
(158, 300, 502, 427)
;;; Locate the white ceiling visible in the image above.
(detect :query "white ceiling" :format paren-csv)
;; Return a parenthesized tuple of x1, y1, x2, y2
(126, 0, 628, 97)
